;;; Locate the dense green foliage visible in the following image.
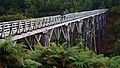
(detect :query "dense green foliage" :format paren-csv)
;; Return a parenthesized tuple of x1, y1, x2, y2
(1, 0, 120, 68)
(0, 39, 120, 68)
(110, 6, 120, 14)
(113, 17, 120, 34)
(0, 0, 117, 18)
(0, 0, 120, 21)
(30, 43, 109, 68)
(0, 14, 27, 22)
(0, 38, 41, 68)
(112, 17, 120, 55)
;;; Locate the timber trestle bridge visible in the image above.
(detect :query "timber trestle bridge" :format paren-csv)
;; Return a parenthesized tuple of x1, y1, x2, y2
(0, 9, 108, 53)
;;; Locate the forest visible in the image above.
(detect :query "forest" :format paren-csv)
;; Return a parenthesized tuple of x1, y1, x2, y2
(1, 0, 120, 68)
(0, 0, 118, 21)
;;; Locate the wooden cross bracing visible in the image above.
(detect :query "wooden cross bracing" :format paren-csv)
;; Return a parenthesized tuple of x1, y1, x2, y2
(0, 9, 108, 53)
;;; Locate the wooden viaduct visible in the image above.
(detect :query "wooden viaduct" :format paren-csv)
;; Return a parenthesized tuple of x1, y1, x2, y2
(0, 9, 108, 53)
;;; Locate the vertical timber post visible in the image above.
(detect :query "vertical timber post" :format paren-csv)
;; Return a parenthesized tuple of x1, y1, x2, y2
(76, 20, 83, 44)
(96, 15, 100, 53)
(61, 24, 71, 48)
(54, 28, 61, 46)
(43, 29, 53, 47)
(44, 32, 50, 47)
(70, 22, 75, 46)
(92, 16, 97, 53)
(66, 24, 71, 48)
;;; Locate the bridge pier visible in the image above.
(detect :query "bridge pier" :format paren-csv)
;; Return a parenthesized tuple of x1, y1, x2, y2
(66, 24, 71, 48)
(61, 25, 71, 48)
(91, 17, 97, 52)
(44, 33, 50, 47)
(54, 28, 61, 46)
(76, 21, 83, 43)
(43, 29, 53, 47)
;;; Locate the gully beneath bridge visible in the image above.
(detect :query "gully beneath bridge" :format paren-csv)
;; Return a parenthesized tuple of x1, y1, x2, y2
(0, 9, 108, 53)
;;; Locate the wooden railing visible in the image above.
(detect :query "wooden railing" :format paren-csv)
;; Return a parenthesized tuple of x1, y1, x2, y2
(0, 9, 108, 38)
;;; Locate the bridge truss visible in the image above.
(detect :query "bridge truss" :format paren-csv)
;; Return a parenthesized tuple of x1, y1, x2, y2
(0, 9, 108, 53)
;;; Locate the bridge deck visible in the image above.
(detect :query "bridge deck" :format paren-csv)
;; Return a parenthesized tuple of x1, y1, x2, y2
(0, 9, 108, 41)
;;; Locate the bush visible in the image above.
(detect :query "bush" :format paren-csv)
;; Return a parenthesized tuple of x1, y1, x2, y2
(112, 17, 120, 55)
(29, 42, 109, 68)
(113, 38, 120, 55)
(0, 13, 27, 22)
(110, 6, 120, 14)
(112, 17, 120, 35)
(109, 56, 120, 68)
(1, 39, 120, 68)
(0, 38, 41, 68)
(23, 59, 42, 68)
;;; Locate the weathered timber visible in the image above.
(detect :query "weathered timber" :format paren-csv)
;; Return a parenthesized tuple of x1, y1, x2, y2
(0, 9, 108, 53)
